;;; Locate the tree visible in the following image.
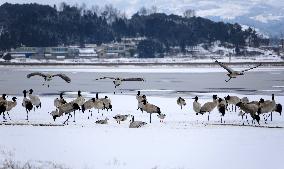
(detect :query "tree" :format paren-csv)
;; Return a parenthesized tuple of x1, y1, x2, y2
(138, 6, 148, 16)
(137, 39, 164, 58)
(183, 9, 195, 18)
(2, 53, 12, 61)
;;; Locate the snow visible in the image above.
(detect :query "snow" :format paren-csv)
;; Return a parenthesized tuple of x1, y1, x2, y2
(3, 53, 283, 65)
(1, 92, 284, 169)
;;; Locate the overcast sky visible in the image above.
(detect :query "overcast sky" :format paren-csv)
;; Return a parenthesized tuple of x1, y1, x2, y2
(1, 0, 284, 18)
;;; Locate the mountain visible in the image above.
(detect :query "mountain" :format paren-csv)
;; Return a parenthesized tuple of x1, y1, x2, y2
(151, 0, 284, 37)
(204, 4, 284, 37)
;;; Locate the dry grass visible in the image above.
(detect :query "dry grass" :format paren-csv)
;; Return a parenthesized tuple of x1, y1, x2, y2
(0, 148, 69, 169)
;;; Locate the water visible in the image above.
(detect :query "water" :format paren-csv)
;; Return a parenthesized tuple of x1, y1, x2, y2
(0, 66, 284, 97)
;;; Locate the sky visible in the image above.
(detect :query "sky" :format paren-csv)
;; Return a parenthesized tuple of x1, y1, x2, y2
(1, 0, 284, 18)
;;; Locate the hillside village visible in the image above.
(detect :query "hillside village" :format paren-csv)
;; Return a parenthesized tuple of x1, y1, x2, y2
(2, 38, 283, 62)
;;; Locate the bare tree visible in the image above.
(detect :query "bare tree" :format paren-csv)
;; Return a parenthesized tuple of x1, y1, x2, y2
(138, 6, 148, 16)
(101, 4, 121, 24)
(91, 5, 101, 16)
(150, 6, 158, 14)
(183, 9, 195, 18)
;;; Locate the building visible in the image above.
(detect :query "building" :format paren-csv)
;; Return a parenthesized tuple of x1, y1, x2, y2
(10, 47, 39, 59)
(78, 48, 98, 59)
(10, 46, 79, 59)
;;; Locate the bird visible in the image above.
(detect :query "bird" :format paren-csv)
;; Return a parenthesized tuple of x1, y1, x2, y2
(0, 94, 7, 102)
(113, 114, 131, 124)
(52, 102, 81, 124)
(258, 94, 282, 122)
(27, 72, 71, 87)
(198, 95, 218, 121)
(236, 102, 260, 125)
(54, 93, 67, 108)
(136, 91, 147, 113)
(141, 100, 161, 123)
(81, 98, 96, 119)
(69, 91, 85, 107)
(100, 96, 112, 112)
(177, 97, 186, 109)
(93, 93, 106, 116)
(95, 117, 109, 124)
(95, 77, 144, 93)
(157, 113, 166, 123)
(192, 96, 201, 115)
(2, 97, 17, 121)
(217, 98, 227, 123)
(63, 91, 85, 121)
(225, 95, 241, 112)
(129, 116, 147, 128)
(28, 89, 41, 110)
(0, 95, 8, 121)
(241, 97, 249, 103)
(22, 90, 33, 121)
(214, 59, 262, 82)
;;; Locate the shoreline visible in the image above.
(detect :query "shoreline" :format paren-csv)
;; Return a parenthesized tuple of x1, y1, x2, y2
(0, 61, 284, 67)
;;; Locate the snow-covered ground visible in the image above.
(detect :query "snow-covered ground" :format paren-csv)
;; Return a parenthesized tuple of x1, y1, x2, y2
(1, 92, 284, 169)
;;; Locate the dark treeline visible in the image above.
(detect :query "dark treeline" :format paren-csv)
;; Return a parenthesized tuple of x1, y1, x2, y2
(0, 3, 263, 56)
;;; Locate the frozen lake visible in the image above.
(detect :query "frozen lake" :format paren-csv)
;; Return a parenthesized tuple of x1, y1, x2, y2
(0, 66, 284, 97)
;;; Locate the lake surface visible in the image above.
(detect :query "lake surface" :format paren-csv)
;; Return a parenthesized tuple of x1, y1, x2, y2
(0, 66, 284, 97)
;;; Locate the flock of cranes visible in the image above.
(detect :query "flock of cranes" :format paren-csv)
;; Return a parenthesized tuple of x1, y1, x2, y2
(192, 94, 282, 125)
(25, 59, 262, 89)
(0, 89, 282, 127)
(0, 59, 281, 128)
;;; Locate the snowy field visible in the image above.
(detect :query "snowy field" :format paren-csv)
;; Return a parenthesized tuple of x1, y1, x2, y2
(1, 91, 284, 169)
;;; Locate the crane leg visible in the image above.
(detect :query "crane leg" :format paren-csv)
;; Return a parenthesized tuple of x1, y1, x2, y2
(225, 77, 232, 82)
(73, 111, 76, 122)
(6, 112, 11, 120)
(64, 114, 71, 125)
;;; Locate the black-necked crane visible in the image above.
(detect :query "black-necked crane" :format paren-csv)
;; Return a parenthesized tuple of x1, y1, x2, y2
(141, 100, 161, 123)
(215, 59, 262, 82)
(95, 77, 144, 94)
(197, 95, 218, 121)
(177, 97, 186, 109)
(258, 94, 282, 122)
(22, 90, 33, 121)
(27, 72, 71, 87)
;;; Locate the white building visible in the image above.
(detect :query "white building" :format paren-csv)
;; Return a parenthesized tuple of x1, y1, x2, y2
(78, 48, 98, 58)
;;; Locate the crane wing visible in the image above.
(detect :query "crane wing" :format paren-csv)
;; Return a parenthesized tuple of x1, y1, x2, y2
(121, 78, 144, 81)
(27, 72, 47, 78)
(241, 63, 262, 73)
(52, 74, 71, 83)
(215, 60, 234, 73)
(95, 77, 117, 80)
